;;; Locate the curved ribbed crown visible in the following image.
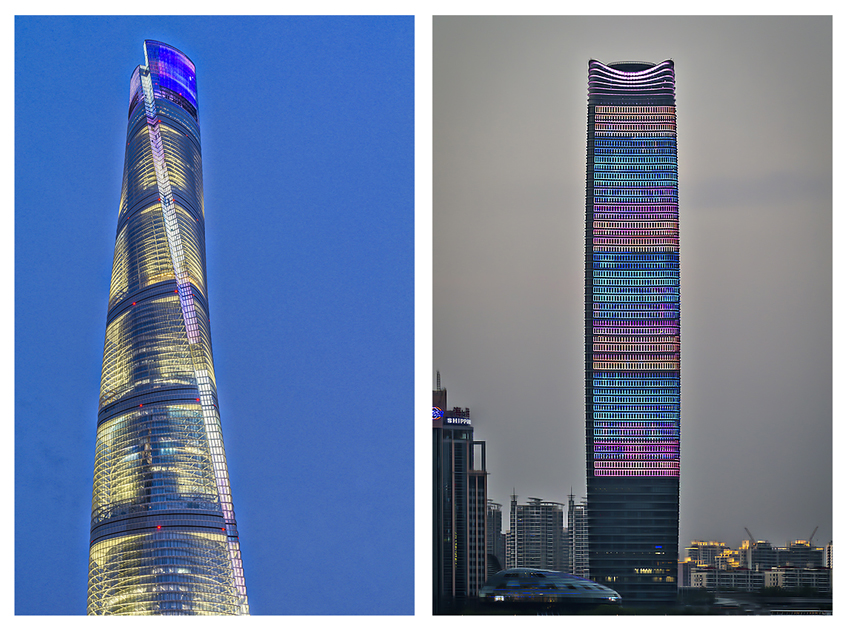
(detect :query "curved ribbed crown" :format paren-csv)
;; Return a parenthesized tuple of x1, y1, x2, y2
(129, 41, 198, 120)
(588, 59, 675, 105)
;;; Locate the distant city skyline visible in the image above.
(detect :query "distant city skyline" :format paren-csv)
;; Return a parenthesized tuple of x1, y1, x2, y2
(433, 15, 832, 558)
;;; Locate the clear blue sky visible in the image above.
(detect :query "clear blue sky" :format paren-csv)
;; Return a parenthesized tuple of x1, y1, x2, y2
(15, 15, 413, 615)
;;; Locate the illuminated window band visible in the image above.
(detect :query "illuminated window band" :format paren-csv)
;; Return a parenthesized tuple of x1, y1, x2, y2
(587, 60, 680, 478)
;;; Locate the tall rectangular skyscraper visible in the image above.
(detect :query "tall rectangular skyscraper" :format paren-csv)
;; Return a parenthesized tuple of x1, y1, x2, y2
(507, 495, 565, 571)
(433, 381, 488, 613)
(584, 59, 680, 604)
(88, 41, 248, 615)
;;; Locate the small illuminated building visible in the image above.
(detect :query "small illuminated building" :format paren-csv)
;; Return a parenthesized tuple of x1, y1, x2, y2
(433, 376, 488, 613)
(685, 541, 731, 567)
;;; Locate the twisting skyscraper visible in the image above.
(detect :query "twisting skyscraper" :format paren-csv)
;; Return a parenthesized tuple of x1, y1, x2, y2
(88, 41, 248, 615)
(584, 59, 680, 604)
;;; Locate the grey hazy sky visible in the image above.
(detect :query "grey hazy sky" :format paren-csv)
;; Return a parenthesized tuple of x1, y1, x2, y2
(433, 16, 832, 555)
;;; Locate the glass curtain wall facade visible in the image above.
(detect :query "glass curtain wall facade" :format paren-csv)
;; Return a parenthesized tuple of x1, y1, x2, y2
(88, 41, 248, 615)
(584, 59, 680, 604)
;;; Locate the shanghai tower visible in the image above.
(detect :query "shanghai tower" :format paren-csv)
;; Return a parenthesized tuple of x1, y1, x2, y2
(584, 60, 680, 604)
(88, 41, 248, 615)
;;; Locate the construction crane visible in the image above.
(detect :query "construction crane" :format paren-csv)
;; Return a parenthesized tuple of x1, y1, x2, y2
(808, 526, 819, 545)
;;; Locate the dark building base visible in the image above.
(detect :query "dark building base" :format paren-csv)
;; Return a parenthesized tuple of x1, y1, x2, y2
(586, 476, 679, 605)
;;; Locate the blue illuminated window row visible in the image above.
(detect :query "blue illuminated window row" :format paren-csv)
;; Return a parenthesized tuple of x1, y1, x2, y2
(594, 184, 679, 192)
(595, 150, 677, 159)
(594, 149, 677, 157)
(594, 168, 677, 175)
(593, 391, 680, 401)
(593, 168, 679, 179)
(594, 286, 679, 295)
(594, 393, 679, 400)
(593, 253, 678, 263)
(594, 174, 677, 181)
(593, 387, 679, 402)
(594, 411, 680, 420)
(594, 284, 679, 293)
(593, 264, 678, 272)
(594, 412, 680, 420)
(593, 387, 680, 395)
(593, 428, 679, 435)
(593, 151, 677, 160)
(595, 138, 677, 148)
(594, 417, 678, 424)
(594, 413, 679, 422)
(594, 165, 676, 174)
(594, 275, 679, 284)
(594, 156, 677, 164)
(594, 386, 680, 393)
(594, 403, 678, 411)
(594, 171, 678, 179)
(594, 385, 679, 391)
(594, 182, 679, 189)
(594, 197, 679, 206)
(594, 169, 678, 177)
(593, 376, 680, 387)
(594, 182, 679, 190)
(594, 305, 679, 315)
(594, 286, 678, 294)
(594, 148, 677, 155)
(593, 276, 679, 285)
(593, 189, 679, 196)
